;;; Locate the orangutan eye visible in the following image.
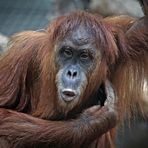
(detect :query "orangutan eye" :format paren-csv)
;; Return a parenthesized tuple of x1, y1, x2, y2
(63, 47, 73, 58)
(80, 52, 89, 60)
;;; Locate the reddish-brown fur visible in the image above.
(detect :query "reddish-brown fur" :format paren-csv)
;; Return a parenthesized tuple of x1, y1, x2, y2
(0, 12, 119, 148)
(0, 0, 147, 147)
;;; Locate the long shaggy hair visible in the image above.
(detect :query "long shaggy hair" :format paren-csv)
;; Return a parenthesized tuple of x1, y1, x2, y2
(0, 5, 147, 147)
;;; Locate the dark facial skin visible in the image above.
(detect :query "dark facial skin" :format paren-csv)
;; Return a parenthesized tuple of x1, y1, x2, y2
(55, 26, 101, 112)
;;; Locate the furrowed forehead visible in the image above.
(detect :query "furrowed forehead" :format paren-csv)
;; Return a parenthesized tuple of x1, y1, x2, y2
(64, 26, 96, 46)
(51, 12, 105, 41)
(50, 12, 112, 52)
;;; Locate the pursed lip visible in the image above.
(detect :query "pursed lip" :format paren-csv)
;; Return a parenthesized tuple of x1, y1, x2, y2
(61, 88, 78, 102)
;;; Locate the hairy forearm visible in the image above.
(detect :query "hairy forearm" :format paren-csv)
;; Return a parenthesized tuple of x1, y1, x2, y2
(0, 105, 117, 147)
(0, 109, 74, 146)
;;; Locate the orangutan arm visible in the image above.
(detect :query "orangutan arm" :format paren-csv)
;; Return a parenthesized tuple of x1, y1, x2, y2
(0, 104, 117, 147)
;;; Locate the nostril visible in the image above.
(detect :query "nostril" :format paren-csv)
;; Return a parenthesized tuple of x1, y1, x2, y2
(73, 71, 77, 77)
(67, 70, 77, 78)
(67, 71, 72, 77)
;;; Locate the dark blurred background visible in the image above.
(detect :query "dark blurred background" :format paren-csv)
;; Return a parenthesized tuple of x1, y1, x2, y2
(0, 0, 147, 147)
(0, 0, 143, 51)
(0, 0, 143, 36)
